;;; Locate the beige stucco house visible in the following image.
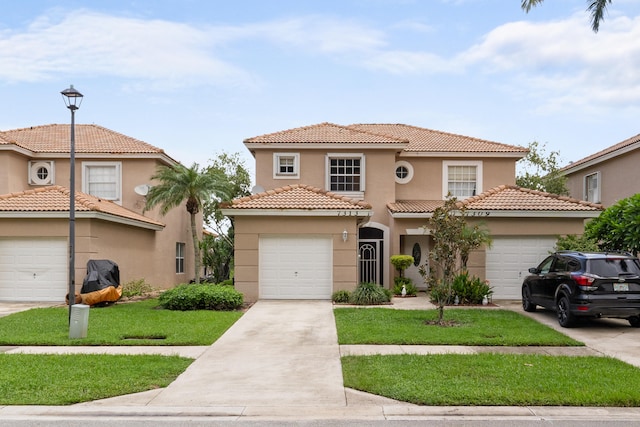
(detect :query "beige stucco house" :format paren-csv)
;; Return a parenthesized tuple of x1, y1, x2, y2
(561, 132, 640, 207)
(223, 122, 602, 302)
(0, 124, 200, 302)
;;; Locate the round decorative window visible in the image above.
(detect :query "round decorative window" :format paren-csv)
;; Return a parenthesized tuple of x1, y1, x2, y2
(412, 243, 421, 266)
(394, 161, 413, 184)
(37, 166, 49, 181)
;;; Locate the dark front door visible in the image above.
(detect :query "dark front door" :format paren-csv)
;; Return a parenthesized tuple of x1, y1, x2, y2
(359, 227, 384, 286)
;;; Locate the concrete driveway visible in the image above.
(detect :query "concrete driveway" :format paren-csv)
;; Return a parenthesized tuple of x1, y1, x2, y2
(499, 300, 640, 368)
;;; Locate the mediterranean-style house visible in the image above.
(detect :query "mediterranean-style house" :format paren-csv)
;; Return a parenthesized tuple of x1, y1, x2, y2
(222, 122, 602, 302)
(561, 132, 640, 207)
(0, 124, 201, 302)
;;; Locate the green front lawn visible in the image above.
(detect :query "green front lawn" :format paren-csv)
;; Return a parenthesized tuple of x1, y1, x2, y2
(0, 353, 193, 405)
(334, 308, 582, 346)
(0, 299, 243, 345)
(342, 353, 640, 406)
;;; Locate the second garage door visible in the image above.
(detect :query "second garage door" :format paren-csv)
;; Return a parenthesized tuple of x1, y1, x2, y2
(0, 238, 67, 302)
(259, 235, 333, 299)
(486, 236, 556, 300)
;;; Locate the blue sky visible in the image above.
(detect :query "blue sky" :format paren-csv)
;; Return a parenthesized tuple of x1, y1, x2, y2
(2, 0, 640, 177)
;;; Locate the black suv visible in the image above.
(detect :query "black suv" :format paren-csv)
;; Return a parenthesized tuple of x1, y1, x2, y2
(521, 251, 640, 327)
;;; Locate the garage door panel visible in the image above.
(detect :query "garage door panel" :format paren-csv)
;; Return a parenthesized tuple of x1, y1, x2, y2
(486, 237, 556, 300)
(0, 238, 67, 302)
(260, 236, 333, 300)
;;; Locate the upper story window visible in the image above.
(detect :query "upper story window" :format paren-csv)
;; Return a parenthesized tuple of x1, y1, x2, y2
(273, 153, 300, 179)
(82, 161, 122, 202)
(395, 160, 414, 184)
(442, 160, 482, 199)
(326, 153, 365, 198)
(584, 172, 600, 203)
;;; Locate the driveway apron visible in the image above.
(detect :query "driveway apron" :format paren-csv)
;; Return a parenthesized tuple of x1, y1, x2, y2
(148, 300, 346, 407)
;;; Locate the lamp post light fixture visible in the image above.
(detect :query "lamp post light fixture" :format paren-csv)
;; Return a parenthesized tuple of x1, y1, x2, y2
(61, 85, 83, 323)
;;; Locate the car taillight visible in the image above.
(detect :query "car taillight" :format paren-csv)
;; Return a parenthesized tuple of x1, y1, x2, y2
(572, 274, 598, 291)
(573, 274, 594, 286)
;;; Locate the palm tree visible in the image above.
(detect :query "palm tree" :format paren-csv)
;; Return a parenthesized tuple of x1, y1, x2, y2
(521, 0, 612, 33)
(144, 163, 229, 284)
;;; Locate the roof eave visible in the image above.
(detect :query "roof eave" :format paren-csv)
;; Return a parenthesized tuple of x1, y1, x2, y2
(400, 151, 527, 159)
(221, 208, 373, 217)
(561, 141, 640, 175)
(0, 211, 165, 230)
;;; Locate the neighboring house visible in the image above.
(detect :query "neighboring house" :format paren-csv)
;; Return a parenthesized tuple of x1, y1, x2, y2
(0, 124, 200, 302)
(222, 122, 602, 302)
(561, 132, 640, 207)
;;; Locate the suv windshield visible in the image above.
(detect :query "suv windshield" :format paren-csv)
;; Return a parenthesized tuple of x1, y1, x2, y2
(588, 258, 640, 277)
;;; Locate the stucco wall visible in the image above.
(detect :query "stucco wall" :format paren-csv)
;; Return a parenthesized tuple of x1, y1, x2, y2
(565, 149, 640, 207)
(233, 215, 361, 302)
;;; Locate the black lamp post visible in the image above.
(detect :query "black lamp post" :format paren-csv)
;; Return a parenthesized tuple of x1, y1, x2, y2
(61, 85, 83, 323)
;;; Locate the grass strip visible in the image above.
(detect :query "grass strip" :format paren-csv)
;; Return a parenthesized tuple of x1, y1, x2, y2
(334, 308, 581, 346)
(342, 353, 640, 406)
(0, 353, 193, 405)
(0, 299, 242, 346)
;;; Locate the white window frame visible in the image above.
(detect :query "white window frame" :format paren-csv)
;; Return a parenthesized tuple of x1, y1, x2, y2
(273, 152, 300, 179)
(442, 160, 482, 199)
(325, 153, 365, 199)
(584, 171, 601, 203)
(82, 161, 122, 203)
(394, 160, 414, 184)
(176, 242, 185, 274)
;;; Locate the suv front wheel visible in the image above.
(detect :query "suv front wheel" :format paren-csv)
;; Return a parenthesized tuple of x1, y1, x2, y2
(522, 285, 536, 312)
(629, 316, 640, 328)
(557, 295, 576, 328)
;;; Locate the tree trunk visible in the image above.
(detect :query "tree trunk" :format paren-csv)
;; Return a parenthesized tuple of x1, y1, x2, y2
(190, 212, 200, 284)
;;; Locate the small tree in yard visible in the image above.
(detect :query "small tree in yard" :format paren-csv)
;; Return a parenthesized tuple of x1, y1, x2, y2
(419, 197, 466, 324)
(419, 197, 493, 324)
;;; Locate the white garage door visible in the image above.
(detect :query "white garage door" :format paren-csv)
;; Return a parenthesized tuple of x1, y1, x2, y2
(0, 238, 67, 302)
(260, 235, 333, 299)
(486, 236, 556, 300)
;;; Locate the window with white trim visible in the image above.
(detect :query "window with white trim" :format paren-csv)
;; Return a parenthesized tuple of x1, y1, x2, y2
(176, 242, 185, 274)
(326, 153, 365, 195)
(82, 162, 122, 202)
(442, 161, 482, 199)
(394, 160, 413, 184)
(584, 172, 600, 203)
(273, 153, 299, 179)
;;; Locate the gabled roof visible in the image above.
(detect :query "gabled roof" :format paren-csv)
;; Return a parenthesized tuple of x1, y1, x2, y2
(244, 122, 527, 157)
(244, 122, 407, 145)
(0, 124, 173, 159)
(349, 123, 527, 155)
(561, 132, 640, 174)
(0, 186, 164, 230)
(222, 184, 372, 216)
(388, 185, 602, 218)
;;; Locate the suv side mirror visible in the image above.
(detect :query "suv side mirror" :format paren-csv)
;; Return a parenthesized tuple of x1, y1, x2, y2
(528, 267, 540, 274)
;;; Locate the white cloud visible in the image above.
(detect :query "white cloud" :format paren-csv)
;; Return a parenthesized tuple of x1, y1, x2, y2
(0, 10, 253, 90)
(458, 13, 640, 111)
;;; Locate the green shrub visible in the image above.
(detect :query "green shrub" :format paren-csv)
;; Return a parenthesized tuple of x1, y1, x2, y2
(158, 284, 243, 311)
(393, 277, 417, 296)
(390, 255, 414, 276)
(349, 282, 390, 305)
(452, 272, 493, 305)
(121, 279, 154, 298)
(332, 290, 352, 303)
(218, 278, 234, 287)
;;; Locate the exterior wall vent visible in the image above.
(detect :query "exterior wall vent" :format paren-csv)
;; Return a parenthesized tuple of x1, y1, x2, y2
(28, 161, 55, 186)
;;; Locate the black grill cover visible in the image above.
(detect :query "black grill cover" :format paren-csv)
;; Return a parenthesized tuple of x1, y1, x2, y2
(81, 260, 120, 294)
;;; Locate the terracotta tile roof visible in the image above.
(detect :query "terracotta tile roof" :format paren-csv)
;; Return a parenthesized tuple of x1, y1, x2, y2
(349, 123, 528, 154)
(0, 186, 164, 227)
(225, 184, 372, 210)
(0, 124, 165, 154)
(387, 200, 445, 213)
(244, 122, 407, 145)
(460, 185, 603, 211)
(561, 132, 640, 171)
(388, 185, 602, 214)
